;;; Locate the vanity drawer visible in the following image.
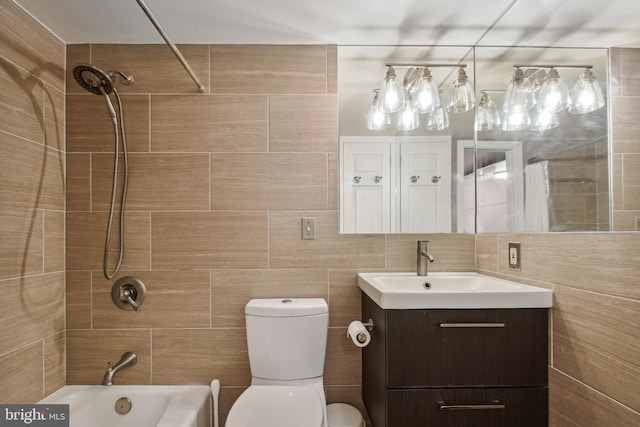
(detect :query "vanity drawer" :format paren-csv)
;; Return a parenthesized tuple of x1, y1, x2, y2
(387, 387, 548, 427)
(386, 308, 548, 387)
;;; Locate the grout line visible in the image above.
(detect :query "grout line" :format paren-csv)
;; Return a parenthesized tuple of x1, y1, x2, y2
(42, 340, 46, 396)
(148, 94, 152, 152)
(148, 211, 152, 270)
(149, 330, 153, 385)
(209, 269, 212, 329)
(89, 271, 93, 330)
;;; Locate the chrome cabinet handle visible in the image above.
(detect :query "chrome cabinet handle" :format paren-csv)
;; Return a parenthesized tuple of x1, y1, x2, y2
(410, 175, 420, 183)
(353, 176, 361, 184)
(439, 322, 506, 328)
(439, 403, 506, 411)
(374, 175, 382, 183)
(431, 175, 441, 183)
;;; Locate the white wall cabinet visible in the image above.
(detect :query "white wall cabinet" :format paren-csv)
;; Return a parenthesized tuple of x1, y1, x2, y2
(340, 136, 451, 233)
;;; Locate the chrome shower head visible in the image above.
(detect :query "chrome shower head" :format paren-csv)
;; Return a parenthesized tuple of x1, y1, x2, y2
(72, 64, 114, 95)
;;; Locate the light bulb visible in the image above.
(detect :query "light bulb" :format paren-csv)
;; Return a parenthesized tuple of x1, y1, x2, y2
(446, 67, 475, 113)
(396, 92, 419, 131)
(503, 68, 535, 113)
(378, 66, 405, 113)
(537, 68, 571, 113)
(366, 90, 389, 131)
(569, 68, 605, 114)
(530, 110, 559, 132)
(475, 92, 501, 131)
(413, 68, 441, 113)
(425, 105, 450, 131)
(502, 109, 531, 131)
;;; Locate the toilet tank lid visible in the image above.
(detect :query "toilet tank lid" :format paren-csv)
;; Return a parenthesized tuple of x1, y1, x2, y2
(246, 298, 328, 316)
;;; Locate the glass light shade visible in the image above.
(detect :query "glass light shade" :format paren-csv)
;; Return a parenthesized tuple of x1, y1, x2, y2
(378, 66, 405, 113)
(366, 92, 390, 131)
(396, 93, 420, 131)
(568, 68, 605, 114)
(475, 93, 501, 131)
(413, 68, 441, 113)
(501, 109, 531, 131)
(503, 68, 535, 113)
(530, 110, 559, 132)
(537, 68, 571, 113)
(425, 105, 450, 131)
(446, 67, 475, 113)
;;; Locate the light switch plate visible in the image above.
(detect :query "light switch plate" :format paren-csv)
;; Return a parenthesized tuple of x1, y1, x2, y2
(302, 217, 316, 240)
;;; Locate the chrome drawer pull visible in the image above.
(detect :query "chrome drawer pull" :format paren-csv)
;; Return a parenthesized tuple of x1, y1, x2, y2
(439, 403, 506, 411)
(439, 322, 506, 328)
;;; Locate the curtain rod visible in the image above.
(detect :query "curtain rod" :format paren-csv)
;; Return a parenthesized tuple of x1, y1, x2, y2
(135, 0, 206, 93)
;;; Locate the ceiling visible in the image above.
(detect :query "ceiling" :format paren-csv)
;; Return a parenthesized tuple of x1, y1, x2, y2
(12, 0, 640, 48)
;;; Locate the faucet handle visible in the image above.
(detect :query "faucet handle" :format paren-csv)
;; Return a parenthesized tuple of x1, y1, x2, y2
(121, 287, 141, 311)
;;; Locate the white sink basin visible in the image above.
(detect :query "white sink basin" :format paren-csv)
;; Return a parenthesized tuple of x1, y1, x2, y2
(357, 272, 552, 309)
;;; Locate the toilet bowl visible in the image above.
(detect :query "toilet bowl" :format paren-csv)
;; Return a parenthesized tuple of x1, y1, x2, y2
(226, 385, 324, 427)
(225, 298, 329, 427)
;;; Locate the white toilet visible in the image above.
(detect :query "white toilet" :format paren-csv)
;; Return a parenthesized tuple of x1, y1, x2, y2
(225, 298, 330, 427)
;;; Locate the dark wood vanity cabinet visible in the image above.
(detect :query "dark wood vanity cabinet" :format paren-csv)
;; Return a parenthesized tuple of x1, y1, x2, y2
(362, 293, 549, 427)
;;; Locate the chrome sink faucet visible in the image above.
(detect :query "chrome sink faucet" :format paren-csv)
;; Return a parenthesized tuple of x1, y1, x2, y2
(102, 351, 137, 385)
(417, 240, 434, 276)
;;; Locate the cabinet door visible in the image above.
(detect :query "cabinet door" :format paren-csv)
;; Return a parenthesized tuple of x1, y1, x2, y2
(386, 309, 548, 387)
(387, 387, 548, 427)
(341, 141, 391, 233)
(398, 138, 451, 232)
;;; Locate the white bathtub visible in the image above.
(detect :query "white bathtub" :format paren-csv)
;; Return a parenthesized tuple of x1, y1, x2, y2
(39, 385, 211, 427)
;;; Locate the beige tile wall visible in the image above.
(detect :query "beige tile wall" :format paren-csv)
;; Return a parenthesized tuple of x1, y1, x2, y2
(64, 43, 477, 423)
(476, 233, 640, 426)
(0, 2, 66, 403)
(611, 48, 640, 230)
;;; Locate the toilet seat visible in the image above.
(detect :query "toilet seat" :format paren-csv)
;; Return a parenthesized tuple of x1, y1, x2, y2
(225, 385, 324, 427)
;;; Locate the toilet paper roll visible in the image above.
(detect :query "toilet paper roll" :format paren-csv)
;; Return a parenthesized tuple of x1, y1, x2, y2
(347, 320, 371, 348)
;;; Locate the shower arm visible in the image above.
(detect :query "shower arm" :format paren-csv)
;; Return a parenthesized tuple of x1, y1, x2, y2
(135, 0, 206, 93)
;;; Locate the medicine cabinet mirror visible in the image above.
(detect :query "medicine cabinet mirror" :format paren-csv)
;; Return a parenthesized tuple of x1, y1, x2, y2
(338, 45, 610, 234)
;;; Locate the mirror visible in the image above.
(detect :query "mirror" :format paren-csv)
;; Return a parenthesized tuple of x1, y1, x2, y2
(338, 46, 609, 233)
(339, 46, 475, 233)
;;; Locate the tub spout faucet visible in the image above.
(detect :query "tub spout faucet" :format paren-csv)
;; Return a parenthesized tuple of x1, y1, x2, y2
(102, 351, 137, 386)
(417, 240, 434, 276)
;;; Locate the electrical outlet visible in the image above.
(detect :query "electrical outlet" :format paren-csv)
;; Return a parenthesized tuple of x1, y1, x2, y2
(508, 242, 521, 271)
(302, 217, 316, 240)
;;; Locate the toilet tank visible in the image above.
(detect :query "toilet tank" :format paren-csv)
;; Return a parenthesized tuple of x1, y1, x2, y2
(245, 298, 328, 381)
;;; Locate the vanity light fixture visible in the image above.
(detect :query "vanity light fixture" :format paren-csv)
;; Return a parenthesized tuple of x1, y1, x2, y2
(477, 89, 560, 133)
(368, 63, 604, 133)
(373, 63, 473, 132)
(504, 64, 605, 115)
